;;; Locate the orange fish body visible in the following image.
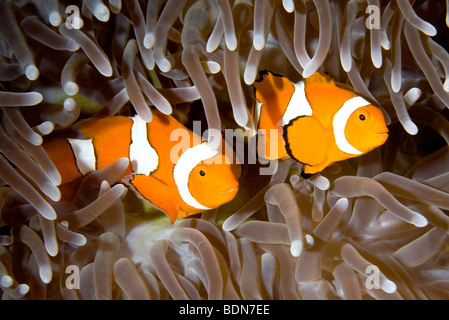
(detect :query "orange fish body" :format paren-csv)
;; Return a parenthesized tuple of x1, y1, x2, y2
(253, 71, 389, 176)
(43, 110, 240, 222)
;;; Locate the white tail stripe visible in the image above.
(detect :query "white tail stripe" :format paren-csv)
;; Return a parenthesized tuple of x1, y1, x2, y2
(67, 138, 96, 175)
(129, 115, 159, 175)
(173, 142, 218, 210)
(332, 96, 371, 155)
(281, 81, 313, 126)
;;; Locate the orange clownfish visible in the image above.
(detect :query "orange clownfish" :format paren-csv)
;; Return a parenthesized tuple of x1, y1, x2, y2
(43, 110, 240, 222)
(252, 71, 389, 177)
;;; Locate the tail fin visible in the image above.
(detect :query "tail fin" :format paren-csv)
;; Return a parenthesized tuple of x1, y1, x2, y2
(42, 136, 83, 184)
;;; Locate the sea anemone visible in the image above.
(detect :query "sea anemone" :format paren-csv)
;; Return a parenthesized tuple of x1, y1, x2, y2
(1, 0, 449, 300)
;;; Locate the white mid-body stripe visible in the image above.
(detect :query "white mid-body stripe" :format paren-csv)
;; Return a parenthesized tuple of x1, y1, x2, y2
(173, 142, 218, 211)
(281, 81, 313, 126)
(129, 115, 159, 175)
(332, 96, 371, 155)
(67, 138, 96, 175)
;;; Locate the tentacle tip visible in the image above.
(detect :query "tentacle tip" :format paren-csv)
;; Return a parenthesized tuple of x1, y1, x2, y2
(243, 70, 255, 85)
(157, 60, 172, 73)
(35, 121, 54, 136)
(63, 97, 79, 112)
(0, 275, 13, 288)
(46, 185, 61, 202)
(381, 280, 397, 294)
(405, 121, 418, 135)
(426, 27, 437, 37)
(206, 41, 218, 53)
(31, 135, 44, 146)
(30, 92, 44, 105)
(47, 170, 62, 186)
(63, 82, 79, 96)
(444, 80, 449, 92)
(46, 240, 59, 257)
(302, 64, 316, 79)
(412, 214, 428, 227)
(226, 36, 238, 51)
(253, 36, 266, 51)
(101, 66, 113, 77)
(222, 219, 234, 232)
(337, 197, 349, 208)
(40, 270, 53, 284)
(381, 42, 391, 50)
(290, 240, 303, 257)
(94, 4, 111, 22)
(44, 209, 58, 221)
(305, 234, 315, 249)
(78, 235, 87, 246)
(282, 0, 295, 12)
(391, 83, 401, 93)
(69, 17, 84, 30)
(15, 284, 30, 297)
(49, 11, 62, 27)
(372, 57, 382, 69)
(342, 62, 352, 73)
(25, 65, 40, 81)
(144, 34, 155, 49)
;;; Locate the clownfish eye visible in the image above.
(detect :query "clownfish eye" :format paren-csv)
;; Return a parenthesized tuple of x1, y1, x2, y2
(359, 114, 366, 121)
(199, 170, 206, 177)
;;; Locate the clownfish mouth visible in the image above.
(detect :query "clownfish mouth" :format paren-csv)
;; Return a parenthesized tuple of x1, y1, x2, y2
(373, 132, 389, 147)
(221, 187, 239, 195)
(220, 183, 239, 196)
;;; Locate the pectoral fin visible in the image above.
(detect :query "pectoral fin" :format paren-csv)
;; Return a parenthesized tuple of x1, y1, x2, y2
(123, 174, 179, 223)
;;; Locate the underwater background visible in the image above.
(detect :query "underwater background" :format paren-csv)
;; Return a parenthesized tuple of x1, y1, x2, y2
(1, 0, 449, 300)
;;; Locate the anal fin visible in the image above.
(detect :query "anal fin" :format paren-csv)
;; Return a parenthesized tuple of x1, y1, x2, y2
(124, 174, 179, 223)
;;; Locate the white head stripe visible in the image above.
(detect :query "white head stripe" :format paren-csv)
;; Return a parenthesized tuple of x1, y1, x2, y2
(282, 81, 313, 126)
(173, 142, 218, 210)
(332, 96, 371, 155)
(129, 115, 159, 175)
(67, 138, 96, 175)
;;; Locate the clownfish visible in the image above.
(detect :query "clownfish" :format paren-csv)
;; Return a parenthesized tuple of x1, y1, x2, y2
(43, 110, 240, 222)
(252, 71, 389, 177)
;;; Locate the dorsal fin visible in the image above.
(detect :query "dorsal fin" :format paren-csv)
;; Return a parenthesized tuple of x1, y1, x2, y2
(253, 70, 296, 107)
(304, 72, 335, 87)
(252, 70, 295, 136)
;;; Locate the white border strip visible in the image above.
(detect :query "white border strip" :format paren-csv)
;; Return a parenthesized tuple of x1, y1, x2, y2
(332, 96, 371, 155)
(173, 142, 218, 210)
(67, 138, 96, 175)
